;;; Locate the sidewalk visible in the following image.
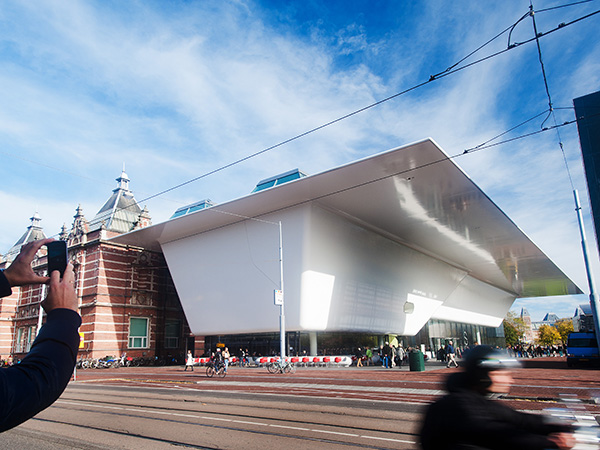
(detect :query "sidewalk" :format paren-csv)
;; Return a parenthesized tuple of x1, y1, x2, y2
(72, 356, 600, 412)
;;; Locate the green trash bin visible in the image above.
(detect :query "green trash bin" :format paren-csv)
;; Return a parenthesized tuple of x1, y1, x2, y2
(409, 350, 425, 371)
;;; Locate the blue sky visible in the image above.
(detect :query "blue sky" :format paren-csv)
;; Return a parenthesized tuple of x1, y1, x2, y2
(1, 1, 599, 322)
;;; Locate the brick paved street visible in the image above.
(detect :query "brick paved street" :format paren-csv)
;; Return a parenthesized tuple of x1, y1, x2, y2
(73, 356, 600, 416)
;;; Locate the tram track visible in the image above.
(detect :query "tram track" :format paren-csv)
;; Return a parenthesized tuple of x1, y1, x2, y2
(36, 392, 421, 449)
(57, 389, 421, 434)
(11, 363, 599, 449)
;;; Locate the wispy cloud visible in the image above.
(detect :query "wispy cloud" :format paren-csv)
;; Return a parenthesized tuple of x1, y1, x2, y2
(1, 0, 598, 314)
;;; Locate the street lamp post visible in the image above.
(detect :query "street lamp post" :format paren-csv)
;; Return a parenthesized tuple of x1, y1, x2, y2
(278, 221, 285, 360)
(573, 190, 600, 351)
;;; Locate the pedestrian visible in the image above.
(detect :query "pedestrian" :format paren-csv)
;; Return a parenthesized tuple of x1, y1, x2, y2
(382, 342, 392, 368)
(223, 347, 230, 372)
(396, 345, 405, 368)
(446, 340, 458, 368)
(184, 350, 194, 371)
(0, 238, 81, 432)
(420, 346, 575, 449)
(365, 347, 373, 366)
(355, 347, 363, 367)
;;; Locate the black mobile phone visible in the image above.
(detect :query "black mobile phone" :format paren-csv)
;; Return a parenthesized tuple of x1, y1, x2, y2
(47, 241, 68, 278)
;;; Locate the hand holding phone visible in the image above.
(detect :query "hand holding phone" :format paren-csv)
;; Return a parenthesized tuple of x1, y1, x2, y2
(46, 241, 68, 278)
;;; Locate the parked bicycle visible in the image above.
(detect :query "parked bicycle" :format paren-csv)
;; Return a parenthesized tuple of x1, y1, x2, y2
(206, 361, 227, 378)
(266, 359, 296, 374)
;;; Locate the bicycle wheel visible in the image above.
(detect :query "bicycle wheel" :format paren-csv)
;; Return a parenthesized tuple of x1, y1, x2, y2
(267, 362, 278, 374)
(286, 363, 296, 374)
(206, 365, 215, 378)
(217, 366, 227, 378)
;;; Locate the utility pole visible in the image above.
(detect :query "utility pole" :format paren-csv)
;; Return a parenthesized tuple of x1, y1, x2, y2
(279, 221, 285, 359)
(273, 221, 285, 360)
(573, 190, 600, 351)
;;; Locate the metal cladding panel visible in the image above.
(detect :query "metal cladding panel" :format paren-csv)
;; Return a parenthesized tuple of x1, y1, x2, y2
(431, 275, 516, 327)
(111, 138, 581, 335)
(300, 205, 469, 335)
(161, 203, 515, 336)
(161, 208, 308, 335)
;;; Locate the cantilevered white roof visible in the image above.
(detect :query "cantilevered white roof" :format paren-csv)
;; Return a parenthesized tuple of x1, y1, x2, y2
(111, 138, 581, 298)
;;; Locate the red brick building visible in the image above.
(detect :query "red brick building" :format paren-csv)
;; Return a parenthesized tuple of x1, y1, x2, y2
(0, 172, 201, 363)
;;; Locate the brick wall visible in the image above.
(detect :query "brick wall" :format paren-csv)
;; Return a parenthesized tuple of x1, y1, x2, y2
(3, 238, 195, 362)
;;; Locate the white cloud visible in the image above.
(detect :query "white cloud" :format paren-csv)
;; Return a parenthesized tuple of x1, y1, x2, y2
(1, 0, 599, 305)
(511, 294, 585, 322)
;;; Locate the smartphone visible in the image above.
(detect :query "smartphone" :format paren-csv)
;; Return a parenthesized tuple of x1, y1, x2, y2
(47, 241, 68, 278)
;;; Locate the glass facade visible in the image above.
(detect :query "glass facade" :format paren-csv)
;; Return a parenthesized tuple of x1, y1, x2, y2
(202, 320, 506, 357)
(408, 319, 506, 356)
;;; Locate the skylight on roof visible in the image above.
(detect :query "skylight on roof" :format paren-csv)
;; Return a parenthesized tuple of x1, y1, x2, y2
(252, 169, 307, 193)
(171, 199, 214, 218)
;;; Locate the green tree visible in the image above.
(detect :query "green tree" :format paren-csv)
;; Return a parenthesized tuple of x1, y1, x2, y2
(554, 319, 574, 345)
(503, 320, 520, 346)
(503, 311, 527, 346)
(537, 324, 561, 346)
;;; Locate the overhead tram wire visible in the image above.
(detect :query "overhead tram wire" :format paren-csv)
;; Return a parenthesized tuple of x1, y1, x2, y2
(529, 0, 600, 350)
(530, 1, 575, 187)
(464, 110, 550, 153)
(2, 4, 597, 220)
(88, 5, 600, 219)
(42, 113, 592, 246)
(160, 119, 580, 249)
(535, 0, 596, 14)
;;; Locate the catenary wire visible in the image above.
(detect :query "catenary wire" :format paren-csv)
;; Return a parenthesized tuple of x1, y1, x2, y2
(8, 4, 597, 240)
(158, 118, 581, 249)
(131, 5, 599, 209)
(3, 5, 596, 211)
(530, 2, 577, 190)
(40, 115, 590, 244)
(536, 0, 596, 13)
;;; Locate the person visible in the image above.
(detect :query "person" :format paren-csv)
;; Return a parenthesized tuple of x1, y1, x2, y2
(395, 345, 406, 369)
(212, 348, 223, 371)
(354, 347, 363, 367)
(222, 347, 230, 372)
(420, 345, 575, 450)
(0, 238, 81, 432)
(365, 347, 373, 366)
(382, 342, 392, 368)
(446, 340, 458, 368)
(184, 350, 194, 371)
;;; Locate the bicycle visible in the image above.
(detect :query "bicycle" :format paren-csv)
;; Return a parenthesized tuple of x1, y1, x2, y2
(206, 361, 227, 378)
(266, 359, 296, 374)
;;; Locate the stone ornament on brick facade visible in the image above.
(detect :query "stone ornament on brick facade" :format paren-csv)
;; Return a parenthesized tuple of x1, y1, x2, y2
(0, 171, 191, 361)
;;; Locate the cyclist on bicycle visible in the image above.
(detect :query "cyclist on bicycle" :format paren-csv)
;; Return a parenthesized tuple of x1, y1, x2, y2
(212, 349, 224, 368)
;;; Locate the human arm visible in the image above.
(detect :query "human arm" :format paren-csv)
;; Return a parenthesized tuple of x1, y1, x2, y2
(1, 238, 53, 293)
(0, 264, 81, 432)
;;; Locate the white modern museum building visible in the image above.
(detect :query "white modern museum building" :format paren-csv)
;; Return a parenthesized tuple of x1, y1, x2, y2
(112, 139, 581, 354)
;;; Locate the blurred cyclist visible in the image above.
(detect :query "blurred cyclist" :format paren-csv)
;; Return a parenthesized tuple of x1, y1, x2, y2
(420, 345, 575, 449)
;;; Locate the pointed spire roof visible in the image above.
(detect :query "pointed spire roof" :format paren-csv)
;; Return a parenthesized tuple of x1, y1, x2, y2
(542, 312, 559, 323)
(89, 170, 143, 233)
(59, 224, 69, 241)
(520, 307, 530, 317)
(5, 212, 47, 260)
